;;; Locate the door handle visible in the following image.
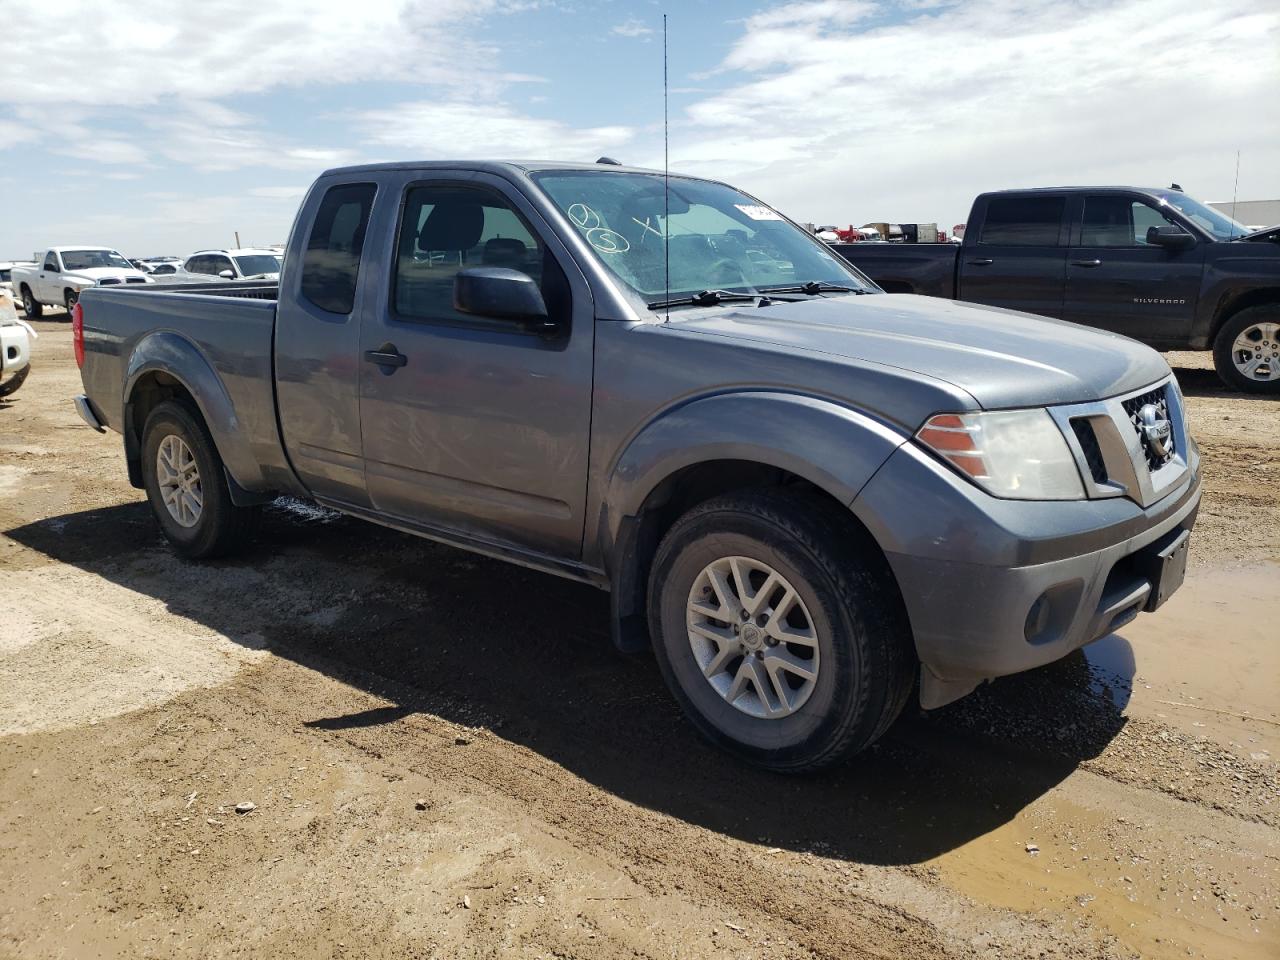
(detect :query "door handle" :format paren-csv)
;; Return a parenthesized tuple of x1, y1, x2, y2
(363, 344, 407, 369)
(1071, 259, 1102, 267)
(966, 258, 994, 266)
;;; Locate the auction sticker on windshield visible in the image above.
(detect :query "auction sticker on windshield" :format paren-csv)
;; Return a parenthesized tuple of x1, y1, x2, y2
(734, 204, 783, 221)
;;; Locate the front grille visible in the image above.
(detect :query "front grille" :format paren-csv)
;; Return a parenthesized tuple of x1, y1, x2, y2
(125, 277, 146, 284)
(1071, 419, 1108, 483)
(98, 277, 120, 285)
(1121, 386, 1176, 472)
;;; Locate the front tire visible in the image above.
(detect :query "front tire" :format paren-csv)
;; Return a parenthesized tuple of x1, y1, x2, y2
(1212, 306, 1280, 394)
(141, 400, 259, 558)
(64, 289, 78, 315)
(0, 362, 30, 398)
(647, 490, 914, 773)
(20, 286, 41, 318)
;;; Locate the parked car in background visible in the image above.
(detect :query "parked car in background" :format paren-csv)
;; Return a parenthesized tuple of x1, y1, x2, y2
(183, 248, 283, 281)
(0, 287, 35, 397)
(11, 247, 151, 316)
(75, 159, 1199, 772)
(1, 260, 36, 311)
(835, 186, 1280, 393)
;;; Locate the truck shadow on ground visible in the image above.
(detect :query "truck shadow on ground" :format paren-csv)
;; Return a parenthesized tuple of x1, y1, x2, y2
(1167, 362, 1280, 401)
(6, 499, 1134, 867)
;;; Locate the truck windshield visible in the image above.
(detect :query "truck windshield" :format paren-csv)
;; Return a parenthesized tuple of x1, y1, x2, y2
(233, 254, 282, 277)
(1151, 191, 1248, 241)
(61, 250, 131, 271)
(531, 171, 875, 307)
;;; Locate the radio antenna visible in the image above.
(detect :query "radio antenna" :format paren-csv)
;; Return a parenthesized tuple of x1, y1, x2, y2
(663, 12, 670, 324)
(1230, 149, 1240, 239)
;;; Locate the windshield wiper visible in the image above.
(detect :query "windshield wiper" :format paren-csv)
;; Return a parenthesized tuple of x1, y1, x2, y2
(758, 281, 868, 296)
(647, 289, 764, 309)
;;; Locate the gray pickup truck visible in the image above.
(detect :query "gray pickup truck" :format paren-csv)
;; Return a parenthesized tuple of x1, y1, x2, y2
(74, 160, 1201, 772)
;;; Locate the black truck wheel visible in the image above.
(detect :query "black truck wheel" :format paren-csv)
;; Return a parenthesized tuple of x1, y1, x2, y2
(20, 286, 41, 318)
(141, 400, 259, 558)
(0, 362, 30, 398)
(1213, 306, 1280, 394)
(647, 490, 914, 773)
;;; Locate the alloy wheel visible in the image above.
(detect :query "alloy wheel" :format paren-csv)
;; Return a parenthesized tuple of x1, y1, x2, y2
(1232, 321, 1280, 383)
(156, 434, 203, 527)
(685, 555, 821, 719)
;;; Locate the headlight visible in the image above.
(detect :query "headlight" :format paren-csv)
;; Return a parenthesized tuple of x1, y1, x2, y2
(916, 409, 1085, 500)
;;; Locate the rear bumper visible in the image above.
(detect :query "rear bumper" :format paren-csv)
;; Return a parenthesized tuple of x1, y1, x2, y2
(853, 442, 1201, 708)
(74, 393, 106, 432)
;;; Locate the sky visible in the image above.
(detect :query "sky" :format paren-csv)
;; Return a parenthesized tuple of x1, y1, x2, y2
(0, 0, 1277, 258)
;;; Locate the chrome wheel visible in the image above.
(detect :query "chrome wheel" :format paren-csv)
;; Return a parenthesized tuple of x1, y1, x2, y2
(1232, 321, 1280, 383)
(156, 434, 203, 528)
(686, 556, 820, 719)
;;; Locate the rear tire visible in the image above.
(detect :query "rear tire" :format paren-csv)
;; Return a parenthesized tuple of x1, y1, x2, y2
(647, 490, 914, 773)
(141, 400, 259, 558)
(1212, 305, 1280, 394)
(20, 286, 41, 318)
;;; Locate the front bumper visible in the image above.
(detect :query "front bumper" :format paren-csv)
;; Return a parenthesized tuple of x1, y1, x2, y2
(853, 440, 1201, 708)
(1, 321, 31, 375)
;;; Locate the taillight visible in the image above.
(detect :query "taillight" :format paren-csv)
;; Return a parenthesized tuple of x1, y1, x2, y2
(72, 301, 85, 368)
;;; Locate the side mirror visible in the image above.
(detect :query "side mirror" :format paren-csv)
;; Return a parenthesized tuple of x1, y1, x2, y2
(454, 267, 559, 337)
(1146, 224, 1195, 250)
(218, 269, 235, 279)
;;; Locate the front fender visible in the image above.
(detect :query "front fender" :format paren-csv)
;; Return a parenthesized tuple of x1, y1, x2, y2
(123, 331, 266, 491)
(603, 391, 908, 549)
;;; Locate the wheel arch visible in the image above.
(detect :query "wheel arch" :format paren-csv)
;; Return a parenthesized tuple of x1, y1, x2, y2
(600, 392, 909, 653)
(123, 332, 269, 501)
(1209, 287, 1280, 346)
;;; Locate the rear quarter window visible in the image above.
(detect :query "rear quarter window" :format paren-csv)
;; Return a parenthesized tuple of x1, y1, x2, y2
(300, 183, 376, 315)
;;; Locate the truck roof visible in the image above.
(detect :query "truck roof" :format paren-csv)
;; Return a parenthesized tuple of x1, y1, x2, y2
(320, 159, 680, 179)
(978, 186, 1176, 197)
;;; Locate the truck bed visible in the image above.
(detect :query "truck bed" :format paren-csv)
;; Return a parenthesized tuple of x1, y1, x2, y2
(77, 280, 296, 496)
(831, 243, 959, 298)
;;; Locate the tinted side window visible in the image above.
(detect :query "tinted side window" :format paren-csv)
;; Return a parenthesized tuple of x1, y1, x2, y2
(301, 182, 376, 315)
(186, 256, 210, 275)
(44, 253, 58, 271)
(394, 185, 543, 325)
(1081, 197, 1179, 246)
(980, 196, 1066, 246)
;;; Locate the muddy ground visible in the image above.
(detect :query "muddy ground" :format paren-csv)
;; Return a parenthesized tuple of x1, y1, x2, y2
(1, 317, 1277, 960)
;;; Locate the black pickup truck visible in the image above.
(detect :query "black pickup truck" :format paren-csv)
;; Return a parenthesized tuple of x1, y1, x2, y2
(835, 187, 1280, 393)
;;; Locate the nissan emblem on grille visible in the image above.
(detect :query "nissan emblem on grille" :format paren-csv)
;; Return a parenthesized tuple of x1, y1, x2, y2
(1137, 404, 1172, 459)
(1123, 386, 1176, 471)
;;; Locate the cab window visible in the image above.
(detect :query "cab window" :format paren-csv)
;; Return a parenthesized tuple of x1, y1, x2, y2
(980, 196, 1066, 246)
(1081, 196, 1180, 246)
(393, 184, 547, 326)
(300, 182, 376, 315)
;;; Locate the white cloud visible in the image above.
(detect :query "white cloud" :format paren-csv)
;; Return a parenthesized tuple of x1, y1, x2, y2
(668, 0, 1280, 228)
(0, 0, 511, 107)
(611, 18, 654, 38)
(355, 101, 633, 160)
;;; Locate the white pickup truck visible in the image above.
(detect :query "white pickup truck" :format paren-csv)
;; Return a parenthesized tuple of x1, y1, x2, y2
(12, 247, 151, 316)
(0, 287, 35, 397)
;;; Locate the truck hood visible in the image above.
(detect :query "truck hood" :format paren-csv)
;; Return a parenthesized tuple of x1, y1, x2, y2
(1238, 224, 1280, 244)
(68, 267, 149, 283)
(670, 293, 1170, 409)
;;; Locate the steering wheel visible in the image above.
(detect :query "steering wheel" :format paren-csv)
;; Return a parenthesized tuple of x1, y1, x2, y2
(708, 257, 747, 287)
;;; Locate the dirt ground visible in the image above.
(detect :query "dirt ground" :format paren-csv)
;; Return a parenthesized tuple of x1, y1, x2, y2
(1, 317, 1277, 960)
